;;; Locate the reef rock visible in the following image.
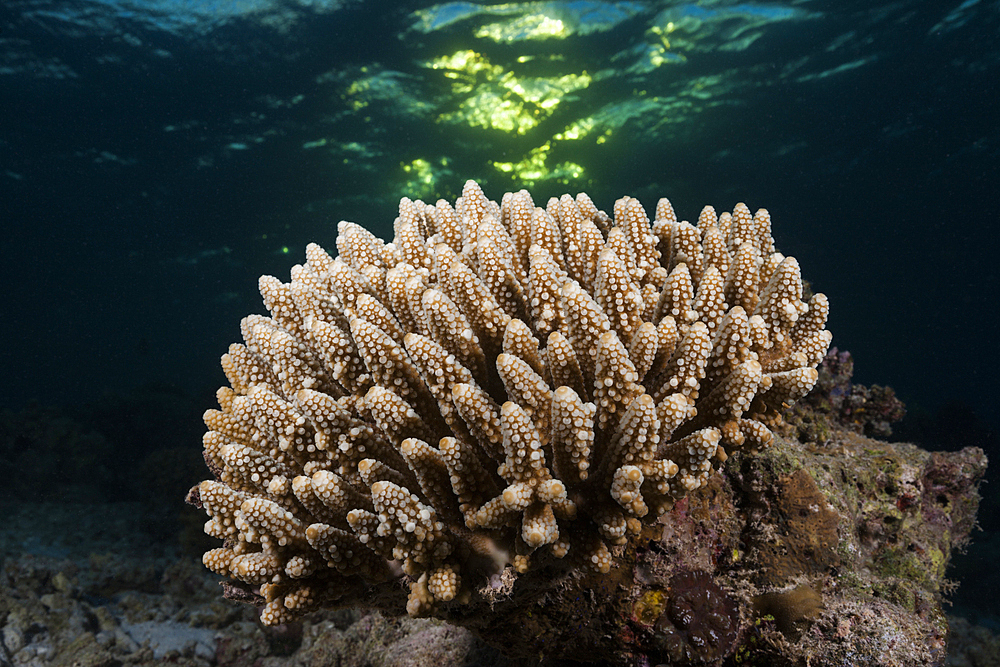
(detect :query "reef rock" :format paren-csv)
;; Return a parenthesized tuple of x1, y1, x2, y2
(453, 426, 986, 665)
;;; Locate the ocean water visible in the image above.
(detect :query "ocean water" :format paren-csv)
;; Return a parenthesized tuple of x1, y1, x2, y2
(1, 0, 998, 633)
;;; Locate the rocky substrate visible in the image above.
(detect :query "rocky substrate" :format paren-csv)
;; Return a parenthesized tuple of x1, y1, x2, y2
(0, 427, 993, 667)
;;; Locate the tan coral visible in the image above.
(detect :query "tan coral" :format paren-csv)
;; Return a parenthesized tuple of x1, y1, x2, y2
(190, 180, 830, 623)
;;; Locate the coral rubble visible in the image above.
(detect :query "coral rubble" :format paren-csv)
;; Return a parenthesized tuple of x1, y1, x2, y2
(189, 180, 837, 659)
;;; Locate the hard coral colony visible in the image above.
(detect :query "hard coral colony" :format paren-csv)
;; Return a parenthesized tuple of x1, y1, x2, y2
(190, 180, 831, 627)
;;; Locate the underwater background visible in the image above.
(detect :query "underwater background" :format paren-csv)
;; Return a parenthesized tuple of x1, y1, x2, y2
(1, 0, 998, 661)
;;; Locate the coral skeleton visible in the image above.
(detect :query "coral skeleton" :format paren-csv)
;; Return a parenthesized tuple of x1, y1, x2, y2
(191, 180, 831, 624)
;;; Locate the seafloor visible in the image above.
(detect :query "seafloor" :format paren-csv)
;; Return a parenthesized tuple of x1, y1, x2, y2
(0, 443, 995, 667)
(1, 350, 997, 666)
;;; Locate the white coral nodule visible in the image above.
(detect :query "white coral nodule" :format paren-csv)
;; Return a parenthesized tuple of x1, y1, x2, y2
(193, 180, 831, 624)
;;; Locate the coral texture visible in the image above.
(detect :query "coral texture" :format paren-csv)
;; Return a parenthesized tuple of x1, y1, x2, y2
(189, 180, 831, 627)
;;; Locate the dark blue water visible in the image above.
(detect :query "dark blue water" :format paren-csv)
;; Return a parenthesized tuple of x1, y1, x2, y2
(2, 0, 998, 617)
(3, 0, 996, 426)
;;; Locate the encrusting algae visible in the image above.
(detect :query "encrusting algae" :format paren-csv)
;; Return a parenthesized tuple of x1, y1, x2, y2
(188, 180, 830, 625)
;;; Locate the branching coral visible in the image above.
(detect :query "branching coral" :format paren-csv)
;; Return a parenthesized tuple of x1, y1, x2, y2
(189, 180, 831, 625)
